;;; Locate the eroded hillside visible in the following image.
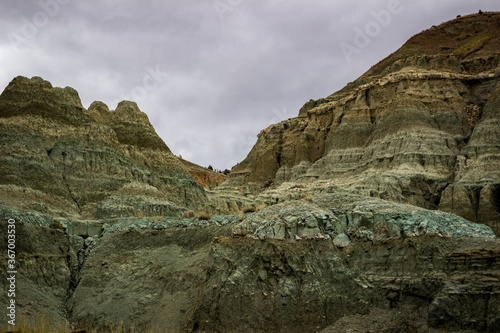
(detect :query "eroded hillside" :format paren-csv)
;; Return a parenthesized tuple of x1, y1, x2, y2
(222, 12, 500, 235)
(0, 12, 499, 333)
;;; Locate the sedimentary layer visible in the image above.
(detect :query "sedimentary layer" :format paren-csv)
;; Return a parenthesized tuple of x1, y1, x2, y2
(0, 76, 207, 219)
(222, 13, 500, 235)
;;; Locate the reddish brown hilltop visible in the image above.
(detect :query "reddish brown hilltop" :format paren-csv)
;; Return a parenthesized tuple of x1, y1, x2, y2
(178, 157, 226, 189)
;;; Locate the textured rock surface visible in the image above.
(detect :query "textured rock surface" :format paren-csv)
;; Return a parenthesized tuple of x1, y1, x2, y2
(234, 193, 495, 241)
(0, 218, 76, 327)
(0, 76, 207, 219)
(222, 13, 500, 235)
(1, 13, 500, 333)
(189, 232, 499, 332)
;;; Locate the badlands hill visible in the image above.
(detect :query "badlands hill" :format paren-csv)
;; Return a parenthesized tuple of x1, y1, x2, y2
(0, 76, 207, 219)
(223, 12, 500, 236)
(0, 12, 499, 333)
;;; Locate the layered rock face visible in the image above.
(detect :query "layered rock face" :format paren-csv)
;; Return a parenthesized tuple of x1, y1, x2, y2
(5, 193, 494, 332)
(223, 13, 500, 235)
(1, 13, 500, 333)
(0, 76, 206, 219)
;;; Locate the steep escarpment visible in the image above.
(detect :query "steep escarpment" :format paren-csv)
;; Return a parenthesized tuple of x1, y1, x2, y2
(222, 13, 500, 235)
(0, 76, 207, 219)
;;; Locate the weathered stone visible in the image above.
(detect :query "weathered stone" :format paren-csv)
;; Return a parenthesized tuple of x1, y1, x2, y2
(1, 13, 500, 333)
(0, 76, 207, 219)
(221, 13, 500, 235)
(333, 233, 351, 247)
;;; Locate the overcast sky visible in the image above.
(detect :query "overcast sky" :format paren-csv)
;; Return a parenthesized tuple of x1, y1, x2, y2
(1, 1, 499, 170)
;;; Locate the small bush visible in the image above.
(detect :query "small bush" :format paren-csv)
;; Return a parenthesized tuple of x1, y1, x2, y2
(197, 211, 212, 220)
(49, 219, 63, 231)
(183, 210, 196, 218)
(256, 203, 267, 211)
(242, 206, 257, 213)
(302, 193, 313, 202)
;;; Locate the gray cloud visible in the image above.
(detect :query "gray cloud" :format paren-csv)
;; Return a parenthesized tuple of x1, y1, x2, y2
(1, 0, 499, 170)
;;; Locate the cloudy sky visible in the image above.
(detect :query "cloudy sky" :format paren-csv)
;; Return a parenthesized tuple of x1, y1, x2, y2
(1, 0, 499, 170)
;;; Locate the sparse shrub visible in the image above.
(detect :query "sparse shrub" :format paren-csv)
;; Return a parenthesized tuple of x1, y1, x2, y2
(49, 219, 63, 231)
(242, 206, 257, 213)
(256, 203, 267, 211)
(7, 313, 70, 333)
(136, 211, 144, 219)
(302, 193, 313, 202)
(197, 211, 212, 220)
(183, 210, 196, 218)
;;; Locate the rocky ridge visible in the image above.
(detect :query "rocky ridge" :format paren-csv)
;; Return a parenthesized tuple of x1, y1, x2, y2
(0, 76, 207, 220)
(221, 13, 500, 235)
(0, 12, 499, 333)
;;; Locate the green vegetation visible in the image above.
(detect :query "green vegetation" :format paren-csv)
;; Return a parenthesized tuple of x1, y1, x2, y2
(49, 219, 63, 231)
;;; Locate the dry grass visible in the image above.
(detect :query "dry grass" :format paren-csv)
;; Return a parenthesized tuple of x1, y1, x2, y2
(6, 314, 69, 333)
(183, 210, 196, 218)
(242, 206, 257, 213)
(196, 211, 212, 220)
(6, 314, 160, 333)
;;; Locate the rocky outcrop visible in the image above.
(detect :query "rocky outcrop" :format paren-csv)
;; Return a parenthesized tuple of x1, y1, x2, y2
(1, 13, 499, 333)
(222, 13, 500, 235)
(0, 76, 207, 219)
(3, 191, 494, 332)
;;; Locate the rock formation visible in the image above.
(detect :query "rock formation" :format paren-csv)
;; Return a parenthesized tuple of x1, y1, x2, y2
(0, 76, 207, 219)
(222, 12, 500, 235)
(1, 12, 500, 333)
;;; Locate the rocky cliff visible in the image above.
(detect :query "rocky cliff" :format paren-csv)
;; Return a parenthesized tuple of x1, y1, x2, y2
(1, 12, 500, 333)
(0, 76, 207, 219)
(222, 12, 500, 235)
